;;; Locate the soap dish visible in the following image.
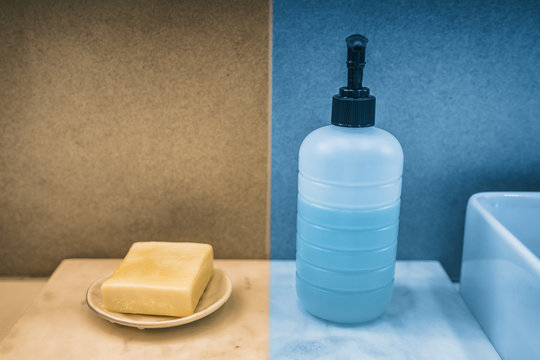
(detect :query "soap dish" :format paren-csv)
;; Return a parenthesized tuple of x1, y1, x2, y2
(86, 268, 232, 329)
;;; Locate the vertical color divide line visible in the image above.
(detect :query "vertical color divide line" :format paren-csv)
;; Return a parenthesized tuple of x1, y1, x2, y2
(266, 0, 273, 259)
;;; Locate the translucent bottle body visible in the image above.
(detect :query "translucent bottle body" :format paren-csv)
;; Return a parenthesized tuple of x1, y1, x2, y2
(296, 125, 403, 323)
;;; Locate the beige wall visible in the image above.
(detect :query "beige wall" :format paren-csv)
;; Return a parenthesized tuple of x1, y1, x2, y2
(0, 0, 270, 276)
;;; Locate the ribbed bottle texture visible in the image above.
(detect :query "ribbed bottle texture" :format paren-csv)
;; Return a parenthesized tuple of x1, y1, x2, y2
(296, 125, 403, 323)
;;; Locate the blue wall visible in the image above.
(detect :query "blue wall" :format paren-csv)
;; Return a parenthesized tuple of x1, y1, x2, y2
(271, 0, 540, 280)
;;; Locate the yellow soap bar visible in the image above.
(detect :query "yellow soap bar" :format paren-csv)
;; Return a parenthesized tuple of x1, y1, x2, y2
(101, 242, 214, 317)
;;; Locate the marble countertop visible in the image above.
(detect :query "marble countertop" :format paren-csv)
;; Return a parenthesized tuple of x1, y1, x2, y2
(271, 261, 500, 360)
(1, 259, 500, 359)
(0, 277, 47, 340)
(0, 259, 270, 359)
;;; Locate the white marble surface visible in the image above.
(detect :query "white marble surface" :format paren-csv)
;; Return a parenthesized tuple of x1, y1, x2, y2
(270, 260, 501, 360)
(0, 277, 47, 340)
(0, 259, 269, 360)
(1, 259, 501, 359)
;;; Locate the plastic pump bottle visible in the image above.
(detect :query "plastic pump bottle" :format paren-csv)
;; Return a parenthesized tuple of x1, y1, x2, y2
(295, 34, 404, 323)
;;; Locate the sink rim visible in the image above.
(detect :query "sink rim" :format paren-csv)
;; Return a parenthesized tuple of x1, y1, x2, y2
(468, 191, 540, 277)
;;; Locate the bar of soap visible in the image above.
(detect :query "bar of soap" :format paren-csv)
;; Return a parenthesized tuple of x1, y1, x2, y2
(101, 242, 214, 317)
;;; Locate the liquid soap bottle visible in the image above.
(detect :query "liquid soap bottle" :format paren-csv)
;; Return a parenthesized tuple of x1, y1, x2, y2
(296, 34, 404, 323)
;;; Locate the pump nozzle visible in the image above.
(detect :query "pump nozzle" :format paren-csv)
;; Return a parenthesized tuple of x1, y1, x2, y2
(346, 34, 368, 91)
(340, 34, 370, 98)
(331, 34, 376, 127)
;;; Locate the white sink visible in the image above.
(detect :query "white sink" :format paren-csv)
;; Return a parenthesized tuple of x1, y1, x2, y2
(460, 192, 540, 360)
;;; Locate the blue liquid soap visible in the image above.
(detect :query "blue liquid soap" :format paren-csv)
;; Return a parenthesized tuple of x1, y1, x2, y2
(296, 35, 403, 323)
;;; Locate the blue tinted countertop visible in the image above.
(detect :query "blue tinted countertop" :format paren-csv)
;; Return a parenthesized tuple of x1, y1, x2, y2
(270, 260, 500, 359)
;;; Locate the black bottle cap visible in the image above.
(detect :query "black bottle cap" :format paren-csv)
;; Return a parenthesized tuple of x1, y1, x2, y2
(331, 34, 376, 127)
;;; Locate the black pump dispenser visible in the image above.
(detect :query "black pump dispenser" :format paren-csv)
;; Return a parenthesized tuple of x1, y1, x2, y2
(331, 34, 376, 127)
